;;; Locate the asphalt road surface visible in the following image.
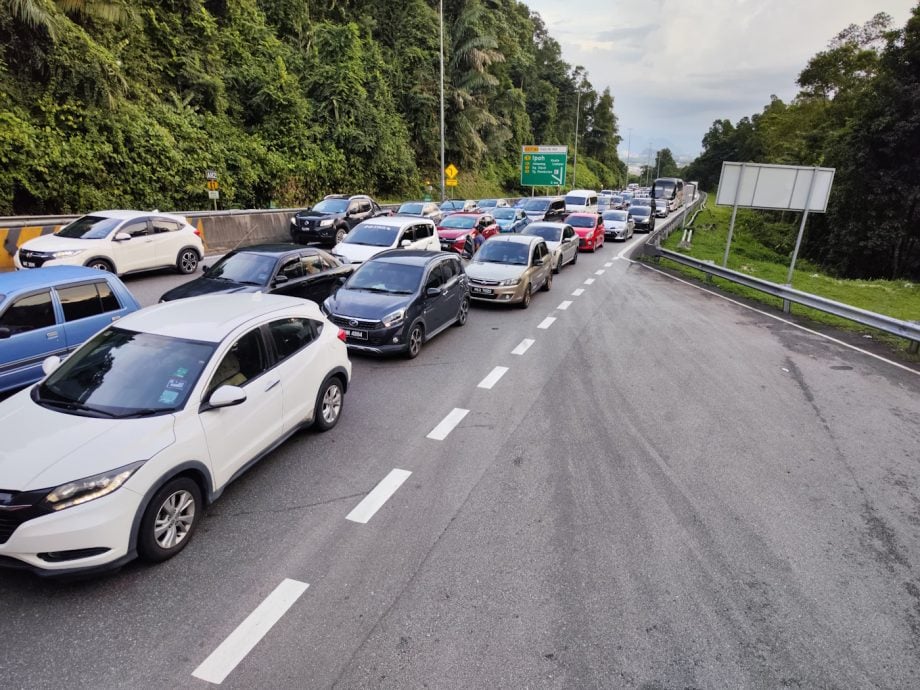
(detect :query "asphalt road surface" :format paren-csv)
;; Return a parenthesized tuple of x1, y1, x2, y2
(2, 211, 920, 689)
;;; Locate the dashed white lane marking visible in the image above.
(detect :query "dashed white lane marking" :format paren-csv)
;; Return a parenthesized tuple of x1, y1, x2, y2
(512, 338, 535, 355)
(346, 468, 413, 523)
(557, 300, 572, 310)
(538, 317, 556, 330)
(595, 269, 605, 276)
(426, 408, 469, 440)
(584, 278, 595, 285)
(192, 579, 310, 684)
(604, 262, 613, 267)
(478, 366, 509, 390)
(571, 288, 585, 296)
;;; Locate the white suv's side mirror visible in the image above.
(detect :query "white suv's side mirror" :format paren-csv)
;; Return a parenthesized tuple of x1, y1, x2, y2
(207, 385, 247, 409)
(114, 232, 131, 242)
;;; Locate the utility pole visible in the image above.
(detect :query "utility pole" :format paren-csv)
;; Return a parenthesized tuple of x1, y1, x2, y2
(625, 128, 632, 185)
(656, 150, 661, 179)
(439, 0, 446, 202)
(645, 144, 652, 185)
(572, 88, 581, 189)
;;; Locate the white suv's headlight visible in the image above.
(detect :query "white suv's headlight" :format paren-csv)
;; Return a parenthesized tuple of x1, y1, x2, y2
(51, 249, 84, 259)
(43, 461, 145, 511)
(499, 277, 520, 287)
(319, 219, 334, 227)
(382, 308, 406, 328)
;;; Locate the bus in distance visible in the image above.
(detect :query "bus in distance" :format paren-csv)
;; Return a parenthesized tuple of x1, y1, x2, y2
(652, 177, 684, 212)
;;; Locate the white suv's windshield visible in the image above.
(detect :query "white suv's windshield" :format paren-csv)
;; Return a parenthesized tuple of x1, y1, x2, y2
(56, 216, 122, 240)
(36, 327, 216, 417)
(342, 224, 399, 247)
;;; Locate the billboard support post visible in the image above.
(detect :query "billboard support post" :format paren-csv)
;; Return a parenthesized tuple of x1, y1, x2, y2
(783, 167, 819, 312)
(722, 163, 745, 268)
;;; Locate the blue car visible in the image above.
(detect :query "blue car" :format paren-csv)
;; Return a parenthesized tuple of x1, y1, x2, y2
(493, 207, 530, 233)
(0, 266, 141, 394)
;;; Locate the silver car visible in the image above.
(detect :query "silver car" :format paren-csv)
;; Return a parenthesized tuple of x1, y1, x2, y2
(601, 210, 635, 240)
(465, 235, 553, 309)
(522, 222, 579, 273)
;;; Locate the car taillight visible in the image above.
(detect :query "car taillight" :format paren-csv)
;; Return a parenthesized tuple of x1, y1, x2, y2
(337, 328, 347, 342)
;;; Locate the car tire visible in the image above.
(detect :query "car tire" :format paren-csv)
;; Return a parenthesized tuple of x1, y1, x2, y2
(519, 284, 532, 309)
(86, 258, 115, 273)
(335, 226, 348, 245)
(137, 477, 202, 563)
(454, 297, 469, 327)
(405, 322, 424, 359)
(313, 376, 345, 431)
(553, 256, 561, 274)
(176, 248, 200, 274)
(572, 250, 578, 265)
(542, 271, 552, 292)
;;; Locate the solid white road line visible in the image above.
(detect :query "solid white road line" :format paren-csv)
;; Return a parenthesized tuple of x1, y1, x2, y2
(538, 317, 556, 330)
(571, 288, 585, 296)
(192, 579, 310, 685)
(595, 269, 605, 275)
(478, 366, 509, 390)
(584, 278, 595, 285)
(426, 408, 469, 440)
(557, 300, 572, 310)
(512, 338, 535, 355)
(346, 468, 412, 523)
(637, 262, 920, 377)
(604, 262, 613, 268)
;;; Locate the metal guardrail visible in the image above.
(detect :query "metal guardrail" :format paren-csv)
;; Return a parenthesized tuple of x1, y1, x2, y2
(643, 193, 920, 350)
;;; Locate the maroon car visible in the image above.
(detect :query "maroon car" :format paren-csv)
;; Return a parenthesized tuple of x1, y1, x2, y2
(436, 213, 501, 253)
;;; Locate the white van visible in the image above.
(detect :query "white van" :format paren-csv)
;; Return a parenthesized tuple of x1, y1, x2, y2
(564, 189, 598, 214)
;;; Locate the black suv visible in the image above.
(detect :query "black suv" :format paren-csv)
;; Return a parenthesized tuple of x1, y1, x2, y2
(290, 194, 390, 247)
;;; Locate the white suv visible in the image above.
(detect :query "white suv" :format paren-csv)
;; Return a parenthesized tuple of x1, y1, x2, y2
(15, 210, 204, 276)
(0, 293, 351, 575)
(331, 216, 440, 264)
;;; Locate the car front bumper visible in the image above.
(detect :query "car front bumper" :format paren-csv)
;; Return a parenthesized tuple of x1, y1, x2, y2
(468, 281, 527, 303)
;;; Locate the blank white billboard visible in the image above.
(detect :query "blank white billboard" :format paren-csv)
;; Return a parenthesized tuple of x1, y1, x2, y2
(716, 162, 834, 213)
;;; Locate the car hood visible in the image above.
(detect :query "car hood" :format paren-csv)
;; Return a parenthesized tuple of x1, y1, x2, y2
(326, 289, 412, 320)
(573, 227, 594, 237)
(606, 220, 626, 228)
(437, 228, 472, 240)
(160, 277, 263, 302)
(21, 235, 99, 252)
(466, 261, 528, 281)
(332, 243, 388, 263)
(524, 211, 546, 220)
(0, 391, 176, 491)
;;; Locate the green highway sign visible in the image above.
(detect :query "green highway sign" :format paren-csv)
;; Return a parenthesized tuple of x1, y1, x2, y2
(520, 145, 567, 187)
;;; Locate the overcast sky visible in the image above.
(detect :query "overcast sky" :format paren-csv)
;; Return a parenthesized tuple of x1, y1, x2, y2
(524, 0, 917, 165)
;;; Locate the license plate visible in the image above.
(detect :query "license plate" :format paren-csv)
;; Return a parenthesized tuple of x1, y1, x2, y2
(22, 261, 35, 267)
(345, 329, 367, 340)
(440, 242, 452, 250)
(471, 287, 493, 295)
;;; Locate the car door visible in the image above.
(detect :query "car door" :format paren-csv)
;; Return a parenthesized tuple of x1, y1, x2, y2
(199, 327, 282, 488)
(561, 225, 577, 263)
(438, 258, 463, 322)
(56, 280, 130, 352)
(0, 289, 63, 392)
(110, 218, 153, 273)
(150, 217, 183, 268)
(295, 252, 336, 304)
(269, 256, 306, 297)
(411, 224, 433, 251)
(422, 263, 451, 331)
(533, 242, 550, 288)
(265, 317, 326, 432)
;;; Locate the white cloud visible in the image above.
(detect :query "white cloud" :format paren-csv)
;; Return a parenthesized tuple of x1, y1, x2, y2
(524, 0, 917, 159)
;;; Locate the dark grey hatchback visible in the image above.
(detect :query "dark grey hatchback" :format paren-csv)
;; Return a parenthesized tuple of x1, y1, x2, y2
(322, 250, 469, 358)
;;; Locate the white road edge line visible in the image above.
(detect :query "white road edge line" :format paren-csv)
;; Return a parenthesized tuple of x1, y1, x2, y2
(557, 300, 572, 311)
(638, 262, 920, 377)
(346, 468, 412, 523)
(511, 338, 535, 355)
(426, 408, 469, 440)
(478, 366, 509, 390)
(571, 288, 585, 296)
(192, 579, 310, 685)
(604, 262, 613, 268)
(538, 317, 556, 330)
(595, 269, 605, 275)
(584, 278, 595, 285)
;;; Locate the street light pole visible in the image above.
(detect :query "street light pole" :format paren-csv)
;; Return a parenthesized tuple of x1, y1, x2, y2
(656, 150, 661, 179)
(625, 128, 632, 185)
(645, 144, 652, 185)
(572, 88, 581, 189)
(439, 0, 446, 202)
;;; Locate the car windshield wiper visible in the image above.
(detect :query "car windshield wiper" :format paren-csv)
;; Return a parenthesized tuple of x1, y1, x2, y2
(358, 286, 393, 293)
(37, 397, 118, 418)
(236, 280, 264, 286)
(112, 408, 166, 419)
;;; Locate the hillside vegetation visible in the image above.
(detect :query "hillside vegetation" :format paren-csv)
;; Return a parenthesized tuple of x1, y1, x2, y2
(0, 0, 625, 214)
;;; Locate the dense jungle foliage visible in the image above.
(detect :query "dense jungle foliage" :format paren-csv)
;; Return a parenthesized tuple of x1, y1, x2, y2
(684, 8, 920, 280)
(0, 0, 625, 215)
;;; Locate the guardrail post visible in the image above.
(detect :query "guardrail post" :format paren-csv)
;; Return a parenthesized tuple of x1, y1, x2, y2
(909, 340, 919, 355)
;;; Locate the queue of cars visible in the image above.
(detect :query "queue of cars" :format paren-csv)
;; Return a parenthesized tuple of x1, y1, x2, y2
(0, 189, 653, 577)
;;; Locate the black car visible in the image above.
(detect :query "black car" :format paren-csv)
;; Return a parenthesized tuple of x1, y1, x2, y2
(322, 250, 469, 359)
(290, 194, 390, 247)
(520, 196, 567, 223)
(629, 204, 656, 233)
(159, 244, 354, 304)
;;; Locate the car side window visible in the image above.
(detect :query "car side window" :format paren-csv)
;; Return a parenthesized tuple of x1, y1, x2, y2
(57, 282, 120, 322)
(416, 224, 432, 239)
(0, 291, 55, 334)
(279, 258, 304, 280)
(358, 201, 371, 214)
(300, 254, 325, 275)
(151, 218, 181, 234)
(347, 202, 360, 215)
(208, 329, 267, 394)
(121, 220, 148, 238)
(563, 226, 574, 239)
(400, 227, 416, 243)
(316, 250, 338, 269)
(268, 318, 317, 361)
(440, 260, 457, 282)
(425, 264, 445, 290)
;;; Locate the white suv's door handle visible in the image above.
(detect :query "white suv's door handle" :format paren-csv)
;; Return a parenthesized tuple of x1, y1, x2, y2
(265, 380, 280, 392)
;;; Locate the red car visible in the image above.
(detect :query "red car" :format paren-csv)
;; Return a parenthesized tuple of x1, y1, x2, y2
(566, 212, 605, 252)
(436, 213, 501, 253)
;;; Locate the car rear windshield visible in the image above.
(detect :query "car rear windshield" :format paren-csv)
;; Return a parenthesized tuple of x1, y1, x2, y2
(567, 215, 595, 228)
(523, 225, 561, 242)
(399, 203, 423, 214)
(475, 241, 529, 265)
(346, 261, 422, 294)
(478, 199, 497, 207)
(312, 199, 349, 213)
(522, 199, 550, 211)
(56, 215, 122, 240)
(565, 195, 590, 206)
(439, 216, 476, 229)
(604, 211, 628, 221)
(631, 206, 650, 217)
(493, 209, 516, 220)
(342, 223, 399, 247)
(440, 201, 463, 210)
(35, 327, 216, 417)
(205, 252, 277, 286)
